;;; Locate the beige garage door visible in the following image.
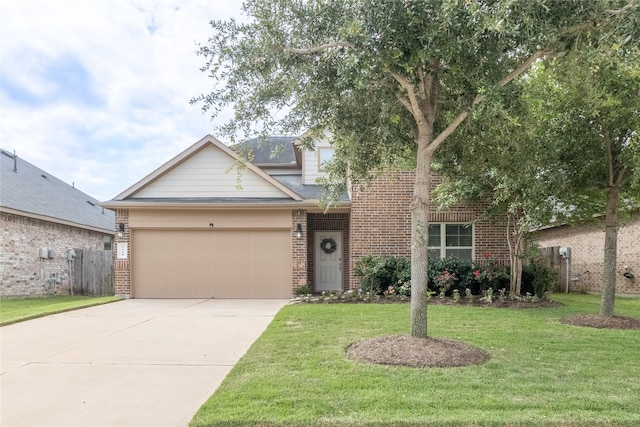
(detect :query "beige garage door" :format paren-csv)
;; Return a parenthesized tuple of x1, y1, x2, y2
(132, 229, 291, 298)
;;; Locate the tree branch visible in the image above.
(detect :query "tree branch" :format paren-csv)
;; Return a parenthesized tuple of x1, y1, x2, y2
(391, 72, 429, 135)
(417, 68, 427, 106)
(284, 41, 354, 54)
(396, 92, 412, 114)
(428, 49, 551, 155)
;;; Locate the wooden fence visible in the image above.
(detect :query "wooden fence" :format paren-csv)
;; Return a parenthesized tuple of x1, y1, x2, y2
(71, 249, 114, 296)
(538, 246, 565, 292)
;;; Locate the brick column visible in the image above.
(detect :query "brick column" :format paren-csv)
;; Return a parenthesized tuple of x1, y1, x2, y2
(292, 209, 308, 294)
(114, 209, 131, 297)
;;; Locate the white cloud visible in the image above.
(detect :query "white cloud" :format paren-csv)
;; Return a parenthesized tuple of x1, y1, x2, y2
(0, 0, 244, 201)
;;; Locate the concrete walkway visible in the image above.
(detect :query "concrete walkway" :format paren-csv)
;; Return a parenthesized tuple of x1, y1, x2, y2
(0, 298, 288, 427)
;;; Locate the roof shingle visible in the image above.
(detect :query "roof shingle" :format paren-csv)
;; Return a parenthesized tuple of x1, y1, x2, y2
(0, 149, 115, 232)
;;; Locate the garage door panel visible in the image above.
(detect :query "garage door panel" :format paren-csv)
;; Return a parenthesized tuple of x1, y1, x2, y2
(132, 230, 291, 298)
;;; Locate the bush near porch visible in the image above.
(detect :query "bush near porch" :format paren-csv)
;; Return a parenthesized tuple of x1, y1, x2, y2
(355, 255, 555, 298)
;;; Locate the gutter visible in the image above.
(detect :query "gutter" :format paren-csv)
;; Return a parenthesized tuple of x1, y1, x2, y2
(99, 200, 351, 212)
(0, 206, 116, 235)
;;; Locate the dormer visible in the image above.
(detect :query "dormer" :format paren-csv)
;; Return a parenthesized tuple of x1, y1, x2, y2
(298, 134, 335, 185)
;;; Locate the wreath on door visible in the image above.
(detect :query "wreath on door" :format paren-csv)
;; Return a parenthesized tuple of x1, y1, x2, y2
(320, 237, 337, 254)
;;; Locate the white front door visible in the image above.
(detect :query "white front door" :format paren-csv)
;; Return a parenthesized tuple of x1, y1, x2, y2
(315, 231, 342, 291)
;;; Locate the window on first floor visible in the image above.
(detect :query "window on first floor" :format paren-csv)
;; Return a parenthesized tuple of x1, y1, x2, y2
(103, 235, 112, 251)
(428, 223, 473, 261)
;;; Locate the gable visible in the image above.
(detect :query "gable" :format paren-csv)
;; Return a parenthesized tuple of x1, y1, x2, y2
(129, 140, 296, 199)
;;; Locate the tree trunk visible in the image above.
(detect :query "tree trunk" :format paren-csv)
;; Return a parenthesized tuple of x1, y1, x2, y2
(410, 141, 432, 338)
(600, 184, 619, 317)
(506, 212, 524, 296)
(511, 232, 524, 296)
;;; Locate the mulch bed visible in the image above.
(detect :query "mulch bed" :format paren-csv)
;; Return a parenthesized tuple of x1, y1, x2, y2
(347, 335, 490, 368)
(294, 294, 563, 309)
(426, 296, 562, 309)
(561, 313, 640, 330)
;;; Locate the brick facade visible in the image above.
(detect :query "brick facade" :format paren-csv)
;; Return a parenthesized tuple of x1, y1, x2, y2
(1, 212, 110, 297)
(349, 171, 510, 287)
(535, 213, 639, 296)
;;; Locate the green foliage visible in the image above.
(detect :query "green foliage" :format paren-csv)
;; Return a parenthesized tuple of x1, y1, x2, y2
(427, 256, 508, 296)
(524, 52, 640, 224)
(480, 287, 494, 304)
(527, 49, 640, 315)
(353, 255, 410, 295)
(522, 260, 557, 298)
(193, 0, 637, 196)
(427, 257, 473, 295)
(471, 255, 511, 294)
(294, 282, 311, 296)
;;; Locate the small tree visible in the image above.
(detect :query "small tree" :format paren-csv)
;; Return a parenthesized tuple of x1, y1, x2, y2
(432, 81, 562, 296)
(434, 49, 640, 313)
(526, 52, 640, 316)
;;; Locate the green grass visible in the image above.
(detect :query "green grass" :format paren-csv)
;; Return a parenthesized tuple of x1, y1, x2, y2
(0, 295, 119, 326)
(190, 294, 640, 427)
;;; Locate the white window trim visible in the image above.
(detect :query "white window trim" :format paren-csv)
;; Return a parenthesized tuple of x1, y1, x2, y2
(427, 223, 474, 260)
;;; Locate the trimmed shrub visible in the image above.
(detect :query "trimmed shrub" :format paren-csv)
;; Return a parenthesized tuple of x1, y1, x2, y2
(427, 257, 474, 295)
(427, 256, 509, 296)
(470, 256, 510, 294)
(522, 259, 556, 298)
(354, 255, 411, 295)
(356, 254, 549, 299)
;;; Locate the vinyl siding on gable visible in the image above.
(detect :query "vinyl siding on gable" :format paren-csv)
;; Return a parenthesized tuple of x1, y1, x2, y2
(132, 145, 290, 198)
(303, 138, 333, 185)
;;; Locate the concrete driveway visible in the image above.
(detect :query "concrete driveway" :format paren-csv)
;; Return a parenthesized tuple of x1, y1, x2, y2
(0, 298, 288, 427)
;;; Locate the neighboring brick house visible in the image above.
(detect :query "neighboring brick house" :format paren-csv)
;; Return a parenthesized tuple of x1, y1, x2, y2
(0, 149, 115, 297)
(535, 212, 639, 296)
(102, 134, 511, 298)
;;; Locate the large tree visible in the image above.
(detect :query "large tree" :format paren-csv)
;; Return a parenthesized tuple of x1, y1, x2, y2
(193, 0, 638, 337)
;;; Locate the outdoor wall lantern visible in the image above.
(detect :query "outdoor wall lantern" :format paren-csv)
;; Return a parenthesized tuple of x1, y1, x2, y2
(623, 266, 635, 279)
(295, 223, 303, 239)
(117, 223, 125, 238)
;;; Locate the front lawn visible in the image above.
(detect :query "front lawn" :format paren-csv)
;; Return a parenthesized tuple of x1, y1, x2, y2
(191, 293, 640, 426)
(0, 295, 119, 326)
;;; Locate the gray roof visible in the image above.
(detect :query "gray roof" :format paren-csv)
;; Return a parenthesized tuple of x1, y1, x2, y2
(0, 149, 115, 233)
(272, 175, 349, 202)
(235, 136, 298, 165)
(236, 137, 349, 202)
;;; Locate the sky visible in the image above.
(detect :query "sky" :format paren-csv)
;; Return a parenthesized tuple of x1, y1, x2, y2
(1, 0, 246, 202)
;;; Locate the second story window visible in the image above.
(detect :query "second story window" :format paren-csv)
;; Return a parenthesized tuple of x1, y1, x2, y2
(318, 147, 335, 171)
